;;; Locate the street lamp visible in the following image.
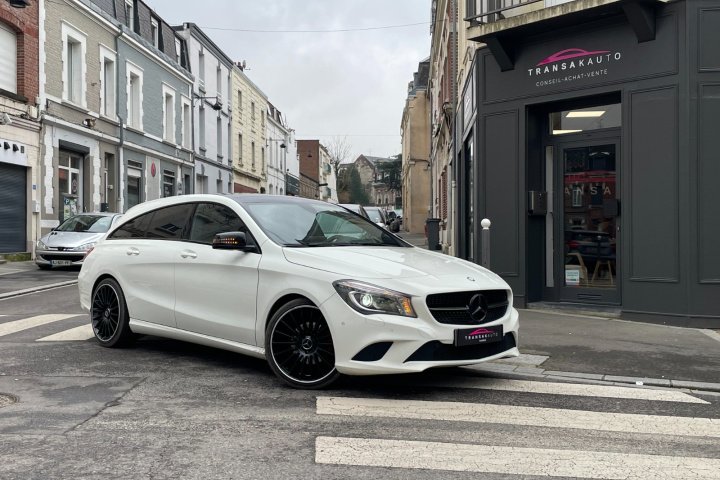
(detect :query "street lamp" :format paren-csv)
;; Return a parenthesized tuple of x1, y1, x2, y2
(7, 0, 31, 7)
(193, 93, 222, 111)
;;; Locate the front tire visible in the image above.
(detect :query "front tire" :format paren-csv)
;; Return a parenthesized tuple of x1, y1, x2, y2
(91, 278, 134, 348)
(266, 298, 340, 389)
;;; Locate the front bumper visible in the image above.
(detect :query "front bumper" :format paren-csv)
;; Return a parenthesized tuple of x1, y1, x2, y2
(322, 293, 520, 376)
(35, 249, 86, 266)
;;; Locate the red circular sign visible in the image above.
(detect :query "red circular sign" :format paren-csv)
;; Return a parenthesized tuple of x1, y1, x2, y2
(151, 163, 156, 177)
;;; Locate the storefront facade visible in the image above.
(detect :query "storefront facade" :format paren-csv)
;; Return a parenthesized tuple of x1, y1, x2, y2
(462, 0, 720, 327)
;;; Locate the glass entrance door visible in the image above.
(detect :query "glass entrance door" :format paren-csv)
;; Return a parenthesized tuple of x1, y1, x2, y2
(557, 139, 620, 304)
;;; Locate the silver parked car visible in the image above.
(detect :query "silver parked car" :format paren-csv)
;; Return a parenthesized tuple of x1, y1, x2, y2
(35, 213, 123, 269)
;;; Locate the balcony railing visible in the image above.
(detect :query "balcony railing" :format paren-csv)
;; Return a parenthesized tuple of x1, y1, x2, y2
(466, 0, 573, 25)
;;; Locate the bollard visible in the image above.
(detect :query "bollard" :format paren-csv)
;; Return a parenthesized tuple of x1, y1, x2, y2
(481, 218, 491, 269)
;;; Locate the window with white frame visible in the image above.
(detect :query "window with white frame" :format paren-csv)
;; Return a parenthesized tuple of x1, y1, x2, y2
(237, 89, 243, 111)
(181, 97, 191, 149)
(216, 64, 222, 102)
(99, 46, 116, 118)
(251, 100, 255, 120)
(198, 50, 205, 91)
(126, 62, 143, 130)
(151, 18, 159, 48)
(261, 147, 265, 172)
(62, 23, 86, 106)
(124, 0, 134, 31)
(162, 85, 175, 143)
(0, 22, 17, 94)
(199, 106, 206, 150)
(251, 141, 255, 168)
(216, 117, 222, 159)
(238, 133, 243, 163)
(175, 38, 181, 63)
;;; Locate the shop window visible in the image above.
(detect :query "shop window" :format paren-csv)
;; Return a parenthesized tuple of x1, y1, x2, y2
(127, 160, 143, 209)
(58, 152, 83, 201)
(163, 170, 175, 197)
(0, 22, 17, 94)
(550, 103, 621, 135)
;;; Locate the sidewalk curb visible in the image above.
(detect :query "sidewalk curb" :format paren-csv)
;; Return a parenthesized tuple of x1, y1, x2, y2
(0, 280, 78, 300)
(480, 362, 720, 394)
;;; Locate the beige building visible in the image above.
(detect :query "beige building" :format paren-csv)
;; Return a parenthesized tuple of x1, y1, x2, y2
(400, 58, 431, 234)
(232, 64, 268, 193)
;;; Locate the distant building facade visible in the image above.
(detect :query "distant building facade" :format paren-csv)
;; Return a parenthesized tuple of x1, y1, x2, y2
(400, 57, 431, 234)
(232, 64, 267, 194)
(174, 23, 233, 195)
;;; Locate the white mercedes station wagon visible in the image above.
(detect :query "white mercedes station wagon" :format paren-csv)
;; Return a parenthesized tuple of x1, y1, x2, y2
(78, 194, 519, 388)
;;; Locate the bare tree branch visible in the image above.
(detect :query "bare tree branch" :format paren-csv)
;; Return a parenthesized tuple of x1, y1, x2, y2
(326, 135, 353, 175)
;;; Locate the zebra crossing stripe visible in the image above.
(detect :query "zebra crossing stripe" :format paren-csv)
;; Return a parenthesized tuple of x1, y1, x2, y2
(36, 324, 94, 342)
(315, 436, 720, 479)
(388, 377, 709, 404)
(0, 314, 77, 338)
(317, 397, 720, 438)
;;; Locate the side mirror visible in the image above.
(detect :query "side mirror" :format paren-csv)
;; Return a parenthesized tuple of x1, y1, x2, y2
(212, 232, 256, 252)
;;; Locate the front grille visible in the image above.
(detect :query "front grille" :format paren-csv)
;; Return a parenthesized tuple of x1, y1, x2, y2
(352, 342, 393, 362)
(404, 333, 516, 363)
(40, 254, 84, 262)
(426, 290, 509, 325)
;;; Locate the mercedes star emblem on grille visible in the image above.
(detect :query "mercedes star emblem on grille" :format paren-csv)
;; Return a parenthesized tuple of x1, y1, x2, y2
(467, 294, 489, 322)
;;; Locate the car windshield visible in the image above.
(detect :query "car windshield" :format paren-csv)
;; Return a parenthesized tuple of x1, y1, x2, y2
(365, 209, 383, 223)
(57, 215, 114, 233)
(243, 202, 407, 248)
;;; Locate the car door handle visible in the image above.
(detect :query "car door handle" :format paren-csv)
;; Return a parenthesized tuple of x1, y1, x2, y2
(180, 250, 197, 259)
(126, 247, 140, 256)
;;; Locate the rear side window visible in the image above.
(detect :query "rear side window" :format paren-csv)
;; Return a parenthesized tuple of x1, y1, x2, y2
(189, 203, 246, 244)
(108, 212, 153, 239)
(145, 204, 193, 240)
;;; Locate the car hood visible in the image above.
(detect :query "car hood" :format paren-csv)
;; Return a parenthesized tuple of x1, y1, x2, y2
(40, 231, 105, 248)
(282, 246, 504, 285)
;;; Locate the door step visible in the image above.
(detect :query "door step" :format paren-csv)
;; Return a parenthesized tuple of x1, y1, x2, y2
(526, 301, 621, 319)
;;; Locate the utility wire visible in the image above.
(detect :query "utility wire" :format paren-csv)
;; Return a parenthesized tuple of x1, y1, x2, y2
(200, 22, 430, 33)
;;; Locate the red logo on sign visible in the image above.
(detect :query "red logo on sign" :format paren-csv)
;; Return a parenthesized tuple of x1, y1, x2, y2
(151, 163, 156, 177)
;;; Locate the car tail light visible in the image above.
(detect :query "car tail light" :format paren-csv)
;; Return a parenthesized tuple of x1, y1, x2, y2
(83, 247, 94, 261)
(567, 241, 580, 249)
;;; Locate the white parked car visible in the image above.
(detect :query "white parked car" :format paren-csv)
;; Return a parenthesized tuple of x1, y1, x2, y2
(78, 194, 519, 389)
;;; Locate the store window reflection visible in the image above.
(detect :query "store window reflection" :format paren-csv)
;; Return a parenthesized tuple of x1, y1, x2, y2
(563, 144, 617, 289)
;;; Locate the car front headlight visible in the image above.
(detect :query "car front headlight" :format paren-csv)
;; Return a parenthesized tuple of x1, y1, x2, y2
(73, 242, 97, 252)
(333, 280, 416, 317)
(36, 240, 47, 250)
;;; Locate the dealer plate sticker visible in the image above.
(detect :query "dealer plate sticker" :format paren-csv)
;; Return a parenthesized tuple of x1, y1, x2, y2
(454, 325, 503, 347)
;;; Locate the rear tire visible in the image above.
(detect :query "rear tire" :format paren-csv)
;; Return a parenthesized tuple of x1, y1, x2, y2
(91, 278, 134, 348)
(265, 298, 340, 389)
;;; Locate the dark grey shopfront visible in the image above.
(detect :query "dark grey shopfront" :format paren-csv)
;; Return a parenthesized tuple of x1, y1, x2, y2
(462, 0, 720, 327)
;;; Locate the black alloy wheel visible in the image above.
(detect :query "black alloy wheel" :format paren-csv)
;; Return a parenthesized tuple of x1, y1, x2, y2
(266, 299, 340, 389)
(91, 278, 134, 347)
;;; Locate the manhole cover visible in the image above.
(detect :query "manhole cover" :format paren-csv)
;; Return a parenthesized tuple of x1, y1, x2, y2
(0, 394, 18, 408)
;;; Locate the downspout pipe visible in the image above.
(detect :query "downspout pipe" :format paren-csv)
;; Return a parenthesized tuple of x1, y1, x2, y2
(451, 0, 458, 256)
(115, 27, 123, 213)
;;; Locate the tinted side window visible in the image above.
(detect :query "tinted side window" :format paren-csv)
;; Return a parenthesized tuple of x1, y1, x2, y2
(189, 203, 246, 244)
(145, 204, 193, 240)
(108, 212, 153, 239)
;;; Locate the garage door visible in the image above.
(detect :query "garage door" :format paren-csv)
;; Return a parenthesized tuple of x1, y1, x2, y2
(0, 163, 27, 253)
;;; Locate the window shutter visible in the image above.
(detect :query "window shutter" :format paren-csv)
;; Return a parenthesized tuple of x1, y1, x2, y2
(0, 23, 17, 94)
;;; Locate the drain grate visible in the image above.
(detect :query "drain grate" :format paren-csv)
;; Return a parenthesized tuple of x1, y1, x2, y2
(0, 393, 18, 408)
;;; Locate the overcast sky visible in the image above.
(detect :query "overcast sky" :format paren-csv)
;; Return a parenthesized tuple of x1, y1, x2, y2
(147, 0, 432, 161)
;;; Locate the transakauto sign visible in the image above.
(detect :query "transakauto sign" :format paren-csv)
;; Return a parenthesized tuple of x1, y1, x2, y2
(528, 48, 623, 87)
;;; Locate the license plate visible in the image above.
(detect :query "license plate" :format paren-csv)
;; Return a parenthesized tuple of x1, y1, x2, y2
(51, 260, 72, 266)
(454, 325, 503, 347)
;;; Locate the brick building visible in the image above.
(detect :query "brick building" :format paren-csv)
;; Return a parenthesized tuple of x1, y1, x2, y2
(0, 0, 41, 256)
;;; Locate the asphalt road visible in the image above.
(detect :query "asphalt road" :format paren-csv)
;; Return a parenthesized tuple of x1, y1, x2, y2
(0, 284, 719, 479)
